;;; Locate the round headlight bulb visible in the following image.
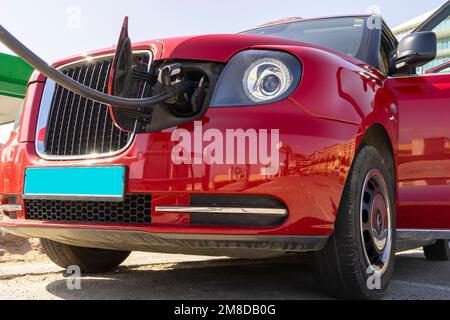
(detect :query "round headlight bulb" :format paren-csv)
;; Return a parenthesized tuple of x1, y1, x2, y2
(243, 58, 292, 102)
(261, 74, 281, 95)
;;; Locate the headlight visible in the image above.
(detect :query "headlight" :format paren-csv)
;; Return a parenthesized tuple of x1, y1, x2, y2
(211, 50, 302, 107)
(243, 58, 292, 102)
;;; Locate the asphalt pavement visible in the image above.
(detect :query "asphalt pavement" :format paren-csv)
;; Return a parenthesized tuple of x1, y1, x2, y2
(0, 249, 449, 300)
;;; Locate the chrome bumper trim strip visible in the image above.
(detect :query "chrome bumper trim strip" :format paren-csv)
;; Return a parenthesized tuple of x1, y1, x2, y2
(0, 205, 23, 213)
(155, 206, 288, 216)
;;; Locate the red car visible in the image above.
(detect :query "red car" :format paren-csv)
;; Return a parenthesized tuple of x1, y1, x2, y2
(1, 4, 450, 300)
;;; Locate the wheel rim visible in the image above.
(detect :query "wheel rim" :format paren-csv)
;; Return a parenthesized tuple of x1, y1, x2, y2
(360, 169, 393, 274)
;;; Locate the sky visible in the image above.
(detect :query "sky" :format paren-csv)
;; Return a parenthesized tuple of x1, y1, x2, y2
(0, 0, 448, 61)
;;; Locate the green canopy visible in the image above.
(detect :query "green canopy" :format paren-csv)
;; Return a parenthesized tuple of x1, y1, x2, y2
(0, 53, 33, 125)
(0, 52, 33, 99)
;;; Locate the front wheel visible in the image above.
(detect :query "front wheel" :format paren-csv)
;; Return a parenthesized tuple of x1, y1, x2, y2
(314, 145, 396, 300)
(40, 238, 131, 273)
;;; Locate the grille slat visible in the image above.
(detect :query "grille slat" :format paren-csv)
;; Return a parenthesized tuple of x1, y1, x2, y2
(55, 68, 75, 155)
(25, 195, 152, 224)
(93, 62, 112, 153)
(49, 69, 74, 155)
(70, 65, 88, 156)
(85, 62, 103, 154)
(70, 66, 87, 156)
(43, 53, 150, 158)
(61, 67, 82, 155)
(78, 63, 98, 156)
(46, 81, 64, 155)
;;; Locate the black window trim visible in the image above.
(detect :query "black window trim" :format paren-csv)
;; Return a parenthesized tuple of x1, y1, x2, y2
(365, 18, 398, 74)
(414, 1, 450, 32)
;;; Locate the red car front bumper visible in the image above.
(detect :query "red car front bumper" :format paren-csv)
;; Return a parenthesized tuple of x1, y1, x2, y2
(0, 44, 361, 256)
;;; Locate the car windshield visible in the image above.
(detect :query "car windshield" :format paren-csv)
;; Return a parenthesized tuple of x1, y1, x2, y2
(242, 17, 368, 60)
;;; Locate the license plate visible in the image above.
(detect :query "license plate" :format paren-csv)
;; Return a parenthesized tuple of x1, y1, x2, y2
(23, 167, 125, 202)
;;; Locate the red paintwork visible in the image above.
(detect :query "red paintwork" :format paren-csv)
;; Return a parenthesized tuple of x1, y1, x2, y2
(390, 74, 450, 229)
(0, 32, 449, 238)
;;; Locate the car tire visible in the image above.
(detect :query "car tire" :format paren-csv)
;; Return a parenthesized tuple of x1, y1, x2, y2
(313, 145, 396, 300)
(40, 238, 131, 273)
(423, 240, 449, 261)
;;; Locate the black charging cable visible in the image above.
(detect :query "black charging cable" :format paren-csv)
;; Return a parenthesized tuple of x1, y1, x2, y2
(0, 24, 177, 109)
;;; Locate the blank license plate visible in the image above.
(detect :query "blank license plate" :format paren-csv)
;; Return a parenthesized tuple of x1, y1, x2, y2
(24, 166, 125, 202)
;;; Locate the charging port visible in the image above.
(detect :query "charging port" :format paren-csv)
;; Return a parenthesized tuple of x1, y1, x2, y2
(112, 60, 223, 133)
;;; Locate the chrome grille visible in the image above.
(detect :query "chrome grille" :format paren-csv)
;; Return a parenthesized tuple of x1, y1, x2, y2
(41, 52, 151, 158)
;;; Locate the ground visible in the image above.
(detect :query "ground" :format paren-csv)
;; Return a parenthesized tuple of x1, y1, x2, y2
(0, 237, 449, 300)
(0, 232, 46, 264)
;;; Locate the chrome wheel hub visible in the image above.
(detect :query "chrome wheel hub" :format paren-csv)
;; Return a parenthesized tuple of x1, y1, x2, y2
(371, 194, 388, 252)
(360, 169, 392, 274)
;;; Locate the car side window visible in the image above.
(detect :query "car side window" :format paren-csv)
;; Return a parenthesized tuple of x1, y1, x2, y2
(418, 14, 450, 74)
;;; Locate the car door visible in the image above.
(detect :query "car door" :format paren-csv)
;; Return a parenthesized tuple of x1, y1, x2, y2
(389, 3, 450, 231)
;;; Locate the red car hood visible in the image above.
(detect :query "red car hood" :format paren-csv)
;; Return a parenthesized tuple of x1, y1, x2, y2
(137, 34, 310, 62)
(51, 34, 306, 68)
(51, 33, 357, 71)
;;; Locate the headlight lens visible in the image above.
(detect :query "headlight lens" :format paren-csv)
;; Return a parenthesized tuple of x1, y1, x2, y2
(211, 50, 302, 107)
(243, 58, 292, 102)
